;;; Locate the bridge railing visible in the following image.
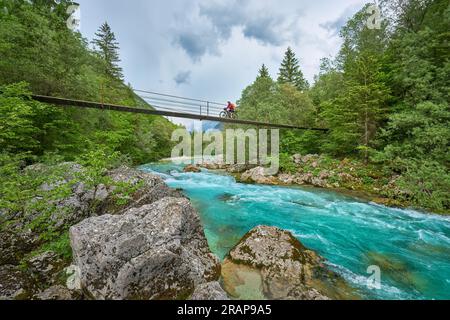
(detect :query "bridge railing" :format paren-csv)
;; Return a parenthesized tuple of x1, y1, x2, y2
(134, 89, 227, 117)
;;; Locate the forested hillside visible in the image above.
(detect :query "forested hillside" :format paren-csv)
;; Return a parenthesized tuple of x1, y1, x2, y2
(236, 0, 449, 213)
(0, 0, 177, 164)
(0, 0, 180, 273)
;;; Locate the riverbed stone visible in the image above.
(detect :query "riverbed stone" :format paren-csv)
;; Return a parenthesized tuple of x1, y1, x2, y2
(221, 226, 358, 300)
(241, 167, 279, 185)
(201, 162, 228, 170)
(292, 154, 302, 164)
(190, 282, 229, 300)
(278, 174, 295, 184)
(184, 165, 202, 173)
(226, 164, 256, 173)
(70, 197, 221, 300)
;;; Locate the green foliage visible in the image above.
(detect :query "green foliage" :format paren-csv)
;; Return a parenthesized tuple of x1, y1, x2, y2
(0, 1, 178, 164)
(76, 148, 117, 187)
(281, 130, 323, 156)
(92, 22, 124, 80)
(301, 0, 449, 212)
(278, 47, 309, 91)
(374, 102, 450, 164)
(279, 153, 296, 174)
(257, 64, 270, 79)
(37, 231, 72, 261)
(236, 69, 320, 155)
(388, 160, 450, 213)
(318, 5, 391, 160)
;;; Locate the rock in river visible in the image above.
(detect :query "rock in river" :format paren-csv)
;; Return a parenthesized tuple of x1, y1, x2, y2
(184, 165, 201, 173)
(70, 197, 221, 300)
(240, 167, 279, 185)
(221, 226, 358, 300)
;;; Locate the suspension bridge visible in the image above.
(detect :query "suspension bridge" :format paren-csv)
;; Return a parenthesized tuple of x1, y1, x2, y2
(31, 90, 329, 132)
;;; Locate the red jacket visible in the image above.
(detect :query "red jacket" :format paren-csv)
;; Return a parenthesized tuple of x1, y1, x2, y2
(227, 102, 236, 111)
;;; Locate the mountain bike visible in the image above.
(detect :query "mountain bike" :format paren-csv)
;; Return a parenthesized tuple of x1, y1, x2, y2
(219, 109, 238, 119)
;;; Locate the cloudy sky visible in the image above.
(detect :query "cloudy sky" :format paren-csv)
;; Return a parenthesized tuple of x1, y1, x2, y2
(75, 0, 368, 104)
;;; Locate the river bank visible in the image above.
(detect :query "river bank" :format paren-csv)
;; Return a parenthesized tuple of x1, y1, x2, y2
(195, 154, 448, 216)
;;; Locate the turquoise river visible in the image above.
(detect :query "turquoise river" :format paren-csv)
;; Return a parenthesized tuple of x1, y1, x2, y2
(141, 163, 450, 300)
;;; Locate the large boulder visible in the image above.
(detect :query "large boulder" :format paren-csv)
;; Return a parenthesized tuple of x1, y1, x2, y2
(240, 167, 279, 185)
(221, 226, 358, 300)
(70, 197, 221, 300)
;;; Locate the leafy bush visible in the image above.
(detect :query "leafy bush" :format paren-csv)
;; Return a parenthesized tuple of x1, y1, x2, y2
(394, 161, 450, 213)
(279, 153, 297, 174)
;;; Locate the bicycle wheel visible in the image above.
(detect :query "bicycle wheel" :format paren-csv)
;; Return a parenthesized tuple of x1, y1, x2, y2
(219, 111, 227, 118)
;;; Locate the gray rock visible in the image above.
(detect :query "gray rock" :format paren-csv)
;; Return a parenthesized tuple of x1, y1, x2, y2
(27, 251, 65, 285)
(50, 166, 184, 230)
(241, 167, 279, 185)
(222, 226, 358, 300)
(301, 155, 320, 164)
(278, 174, 295, 184)
(0, 265, 37, 300)
(70, 197, 221, 300)
(183, 165, 201, 173)
(311, 177, 327, 188)
(200, 162, 228, 170)
(36, 163, 84, 192)
(35, 285, 79, 300)
(226, 164, 256, 174)
(294, 173, 314, 185)
(0, 231, 38, 266)
(292, 154, 302, 165)
(191, 282, 229, 300)
(105, 166, 184, 214)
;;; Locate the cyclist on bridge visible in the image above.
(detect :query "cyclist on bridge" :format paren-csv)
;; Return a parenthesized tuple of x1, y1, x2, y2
(225, 101, 237, 113)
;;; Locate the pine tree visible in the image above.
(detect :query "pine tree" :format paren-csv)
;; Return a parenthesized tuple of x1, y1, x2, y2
(92, 22, 123, 80)
(277, 47, 308, 91)
(257, 64, 270, 79)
